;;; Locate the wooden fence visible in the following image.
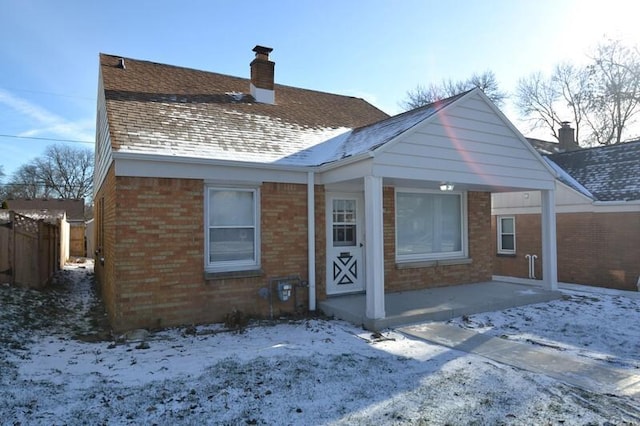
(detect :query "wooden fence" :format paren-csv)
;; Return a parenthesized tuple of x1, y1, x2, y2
(0, 211, 61, 289)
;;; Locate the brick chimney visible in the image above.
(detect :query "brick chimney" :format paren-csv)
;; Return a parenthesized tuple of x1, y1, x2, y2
(250, 45, 275, 104)
(558, 121, 579, 151)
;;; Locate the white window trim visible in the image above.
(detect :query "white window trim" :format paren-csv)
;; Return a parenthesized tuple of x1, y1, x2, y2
(394, 188, 468, 263)
(497, 215, 516, 255)
(204, 185, 261, 273)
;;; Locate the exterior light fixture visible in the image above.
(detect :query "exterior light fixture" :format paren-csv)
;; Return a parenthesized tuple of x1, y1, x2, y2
(439, 183, 455, 192)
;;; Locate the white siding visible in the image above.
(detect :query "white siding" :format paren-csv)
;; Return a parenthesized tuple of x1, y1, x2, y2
(492, 182, 640, 214)
(374, 91, 555, 191)
(94, 73, 113, 194)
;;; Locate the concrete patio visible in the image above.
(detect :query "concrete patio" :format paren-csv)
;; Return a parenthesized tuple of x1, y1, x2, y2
(319, 280, 562, 330)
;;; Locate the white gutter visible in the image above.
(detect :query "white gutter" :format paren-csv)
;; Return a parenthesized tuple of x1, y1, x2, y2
(307, 171, 316, 311)
(593, 199, 640, 206)
(112, 143, 378, 175)
(112, 150, 313, 173)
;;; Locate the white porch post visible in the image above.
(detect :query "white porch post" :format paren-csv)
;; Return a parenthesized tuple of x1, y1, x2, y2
(541, 187, 558, 291)
(364, 175, 385, 319)
(307, 171, 316, 311)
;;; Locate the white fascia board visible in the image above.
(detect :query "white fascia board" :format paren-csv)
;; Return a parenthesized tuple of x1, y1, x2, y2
(316, 151, 375, 173)
(492, 201, 640, 215)
(112, 151, 310, 184)
(317, 157, 375, 185)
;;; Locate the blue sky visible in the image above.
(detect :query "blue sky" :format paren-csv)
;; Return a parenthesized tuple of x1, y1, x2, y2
(1, 0, 637, 177)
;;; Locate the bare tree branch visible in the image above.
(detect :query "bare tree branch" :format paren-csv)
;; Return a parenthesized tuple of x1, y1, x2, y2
(585, 38, 640, 144)
(3, 144, 93, 200)
(400, 70, 507, 110)
(515, 72, 564, 141)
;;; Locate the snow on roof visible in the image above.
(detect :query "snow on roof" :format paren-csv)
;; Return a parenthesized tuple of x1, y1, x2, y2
(543, 157, 594, 199)
(0, 209, 66, 224)
(547, 140, 640, 202)
(100, 53, 389, 168)
(283, 92, 466, 166)
(114, 105, 353, 166)
(101, 55, 476, 169)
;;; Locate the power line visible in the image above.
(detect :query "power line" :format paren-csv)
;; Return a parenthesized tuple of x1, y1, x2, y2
(0, 183, 91, 189)
(0, 134, 93, 144)
(1, 86, 96, 101)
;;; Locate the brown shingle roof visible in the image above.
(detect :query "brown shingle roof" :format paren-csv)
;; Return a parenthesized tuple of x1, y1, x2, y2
(100, 53, 389, 164)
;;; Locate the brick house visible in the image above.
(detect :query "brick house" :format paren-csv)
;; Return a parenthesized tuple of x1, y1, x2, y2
(493, 133, 640, 291)
(94, 46, 558, 331)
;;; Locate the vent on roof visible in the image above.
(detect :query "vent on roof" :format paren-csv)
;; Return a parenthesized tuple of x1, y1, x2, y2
(250, 45, 275, 104)
(117, 58, 126, 69)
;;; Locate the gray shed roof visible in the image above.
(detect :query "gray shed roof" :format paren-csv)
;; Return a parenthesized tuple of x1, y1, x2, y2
(5, 199, 85, 221)
(546, 140, 640, 202)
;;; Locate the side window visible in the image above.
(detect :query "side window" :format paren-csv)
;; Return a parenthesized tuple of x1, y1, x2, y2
(206, 187, 260, 272)
(497, 216, 516, 254)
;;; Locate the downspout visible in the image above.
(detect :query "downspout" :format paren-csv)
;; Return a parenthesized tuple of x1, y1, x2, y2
(307, 171, 316, 311)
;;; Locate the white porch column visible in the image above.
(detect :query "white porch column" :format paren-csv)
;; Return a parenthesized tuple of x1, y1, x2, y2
(364, 175, 385, 319)
(541, 187, 558, 291)
(307, 171, 316, 312)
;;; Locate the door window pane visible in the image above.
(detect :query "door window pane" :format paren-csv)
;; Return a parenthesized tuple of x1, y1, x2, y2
(333, 199, 357, 247)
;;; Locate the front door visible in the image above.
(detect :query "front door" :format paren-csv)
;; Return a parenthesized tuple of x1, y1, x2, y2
(326, 193, 365, 295)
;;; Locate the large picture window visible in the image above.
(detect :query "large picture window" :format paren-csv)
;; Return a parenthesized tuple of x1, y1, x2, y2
(497, 216, 516, 254)
(206, 187, 259, 272)
(395, 190, 466, 262)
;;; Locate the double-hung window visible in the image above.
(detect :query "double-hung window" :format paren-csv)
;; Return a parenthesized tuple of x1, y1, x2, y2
(395, 190, 467, 262)
(497, 216, 516, 254)
(206, 187, 260, 272)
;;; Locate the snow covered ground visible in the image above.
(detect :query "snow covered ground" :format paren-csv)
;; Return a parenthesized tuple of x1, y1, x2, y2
(1, 262, 639, 425)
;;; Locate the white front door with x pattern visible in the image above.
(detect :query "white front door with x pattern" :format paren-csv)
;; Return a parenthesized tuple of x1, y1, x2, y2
(326, 193, 365, 295)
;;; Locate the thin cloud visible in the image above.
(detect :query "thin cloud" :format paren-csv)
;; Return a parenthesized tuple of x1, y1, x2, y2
(0, 88, 94, 142)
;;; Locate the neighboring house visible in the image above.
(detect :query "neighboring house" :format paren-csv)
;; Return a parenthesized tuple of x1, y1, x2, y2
(94, 46, 558, 332)
(5, 198, 86, 258)
(493, 130, 640, 291)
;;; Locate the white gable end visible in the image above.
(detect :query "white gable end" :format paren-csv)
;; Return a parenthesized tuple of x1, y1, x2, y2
(372, 90, 555, 191)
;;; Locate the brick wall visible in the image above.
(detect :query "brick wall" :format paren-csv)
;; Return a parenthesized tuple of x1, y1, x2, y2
(97, 177, 312, 331)
(96, 175, 499, 331)
(94, 165, 117, 326)
(492, 214, 543, 279)
(384, 189, 493, 292)
(314, 185, 327, 300)
(492, 212, 640, 291)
